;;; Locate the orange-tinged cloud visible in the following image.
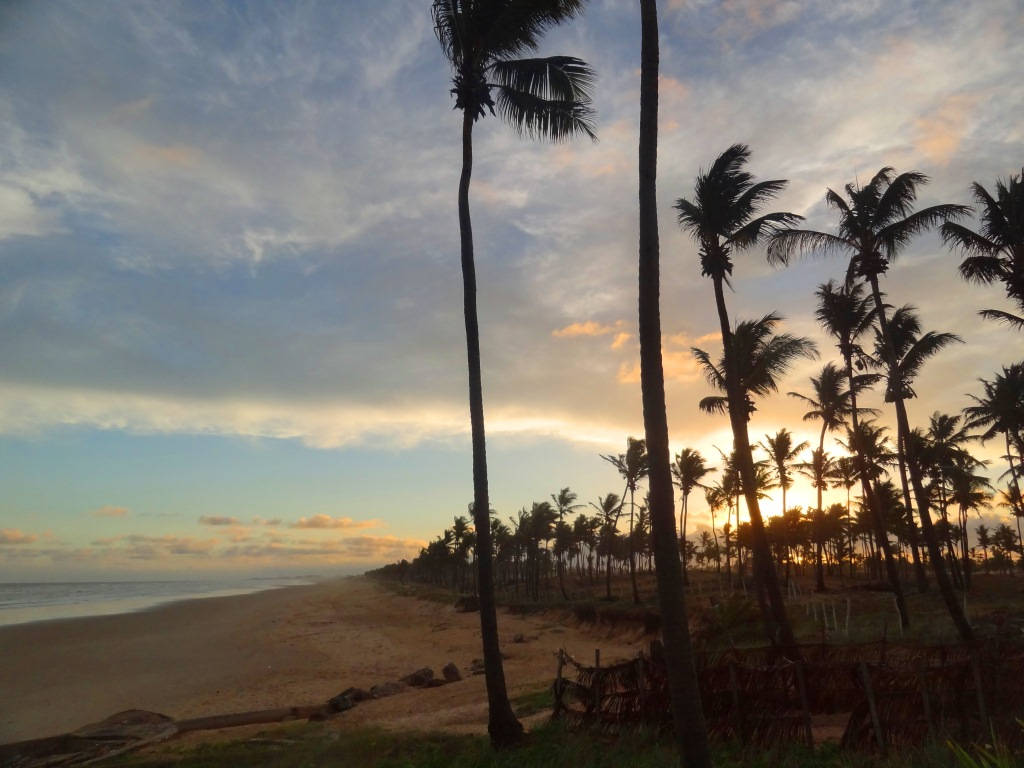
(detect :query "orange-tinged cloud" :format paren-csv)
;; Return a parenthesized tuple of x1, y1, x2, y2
(611, 332, 631, 350)
(290, 514, 378, 530)
(552, 321, 617, 338)
(92, 505, 129, 518)
(915, 92, 980, 165)
(0, 528, 37, 545)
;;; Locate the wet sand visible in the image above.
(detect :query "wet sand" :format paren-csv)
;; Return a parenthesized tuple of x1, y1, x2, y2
(0, 577, 640, 743)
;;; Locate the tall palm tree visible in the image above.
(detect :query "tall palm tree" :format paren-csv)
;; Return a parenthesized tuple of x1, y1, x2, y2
(769, 167, 973, 641)
(691, 311, 814, 649)
(672, 448, 712, 584)
(790, 363, 852, 590)
(814, 280, 911, 608)
(433, 0, 596, 743)
(704, 484, 727, 574)
(942, 169, 1024, 330)
(601, 438, 648, 604)
(551, 487, 582, 599)
(638, 3, 709, 762)
(589, 492, 622, 600)
(795, 448, 835, 588)
(760, 428, 809, 521)
(964, 362, 1024, 547)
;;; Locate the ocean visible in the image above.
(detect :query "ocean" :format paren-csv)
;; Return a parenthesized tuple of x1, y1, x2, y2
(0, 577, 317, 627)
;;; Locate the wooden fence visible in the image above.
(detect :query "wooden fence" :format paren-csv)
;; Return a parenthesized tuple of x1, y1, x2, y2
(552, 639, 1024, 752)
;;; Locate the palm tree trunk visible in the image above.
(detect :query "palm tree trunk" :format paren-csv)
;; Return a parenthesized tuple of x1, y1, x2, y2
(815, 424, 827, 592)
(894, 421, 929, 591)
(711, 273, 798, 655)
(681, 492, 690, 586)
(629, 487, 640, 603)
(457, 108, 523, 747)
(868, 275, 972, 641)
(845, 352, 908, 625)
(637, 3, 710, 763)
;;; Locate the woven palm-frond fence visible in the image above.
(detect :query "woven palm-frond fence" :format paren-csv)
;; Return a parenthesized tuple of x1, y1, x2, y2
(553, 639, 1024, 750)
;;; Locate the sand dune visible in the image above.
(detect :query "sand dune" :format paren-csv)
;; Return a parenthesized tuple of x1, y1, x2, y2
(0, 577, 641, 743)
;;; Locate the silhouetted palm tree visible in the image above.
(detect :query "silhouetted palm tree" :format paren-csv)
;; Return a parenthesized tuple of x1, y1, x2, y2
(601, 438, 648, 603)
(672, 448, 712, 584)
(942, 169, 1024, 330)
(760, 428, 808, 521)
(690, 308, 814, 651)
(589, 492, 622, 600)
(769, 167, 973, 641)
(790, 363, 852, 590)
(638, 3, 710, 761)
(433, 0, 596, 743)
(551, 487, 581, 599)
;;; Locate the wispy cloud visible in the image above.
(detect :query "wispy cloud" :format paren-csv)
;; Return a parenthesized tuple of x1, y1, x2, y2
(0, 529, 37, 545)
(92, 505, 130, 518)
(198, 515, 241, 526)
(290, 515, 378, 530)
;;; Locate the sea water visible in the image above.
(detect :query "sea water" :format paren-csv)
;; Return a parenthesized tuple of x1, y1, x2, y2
(0, 577, 316, 627)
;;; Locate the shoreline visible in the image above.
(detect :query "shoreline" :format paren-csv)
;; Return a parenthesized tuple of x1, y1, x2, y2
(0, 577, 324, 629)
(0, 575, 639, 745)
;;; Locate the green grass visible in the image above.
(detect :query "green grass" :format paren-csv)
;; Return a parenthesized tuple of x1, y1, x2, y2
(99, 721, 995, 768)
(511, 686, 553, 717)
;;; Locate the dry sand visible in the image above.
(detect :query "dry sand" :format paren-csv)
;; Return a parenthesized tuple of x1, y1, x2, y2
(0, 577, 643, 743)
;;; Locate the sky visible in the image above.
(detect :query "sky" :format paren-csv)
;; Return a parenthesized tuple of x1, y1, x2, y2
(0, 0, 1021, 580)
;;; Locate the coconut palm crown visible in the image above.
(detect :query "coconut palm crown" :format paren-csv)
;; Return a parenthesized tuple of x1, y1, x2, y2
(942, 169, 1024, 330)
(433, 0, 596, 140)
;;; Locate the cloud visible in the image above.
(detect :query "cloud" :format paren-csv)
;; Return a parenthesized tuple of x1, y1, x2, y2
(290, 514, 378, 530)
(92, 505, 130, 518)
(0, 529, 37, 545)
(198, 515, 242, 526)
(552, 321, 619, 338)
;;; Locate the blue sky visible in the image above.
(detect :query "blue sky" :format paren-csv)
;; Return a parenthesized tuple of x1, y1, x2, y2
(1, 0, 1021, 579)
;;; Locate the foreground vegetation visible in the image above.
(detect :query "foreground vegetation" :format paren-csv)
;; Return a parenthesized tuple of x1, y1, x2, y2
(100, 721, 1010, 768)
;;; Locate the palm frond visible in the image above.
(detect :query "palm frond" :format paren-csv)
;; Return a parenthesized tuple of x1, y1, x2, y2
(492, 82, 596, 141)
(488, 55, 595, 104)
(872, 171, 929, 228)
(940, 221, 995, 257)
(957, 254, 1010, 285)
(698, 396, 729, 415)
(483, 0, 588, 58)
(979, 308, 1024, 330)
(877, 203, 971, 259)
(729, 211, 803, 251)
(766, 229, 851, 266)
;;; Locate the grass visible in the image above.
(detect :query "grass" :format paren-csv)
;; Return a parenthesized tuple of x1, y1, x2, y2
(98, 721, 992, 768)
(511, 685, 553, 717)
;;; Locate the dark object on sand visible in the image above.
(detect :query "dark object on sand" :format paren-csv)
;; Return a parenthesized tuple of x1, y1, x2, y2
(369, 681, 405, 698)
(442, 662, 462, 682)
(399, 667, 435, 687)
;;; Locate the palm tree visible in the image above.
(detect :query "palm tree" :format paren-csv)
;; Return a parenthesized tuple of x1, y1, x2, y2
(690, 309, 814, 651)
(760, 429, 808, 521)
(672, 448, 712, 585)
(814, 279, 911, 610)
(789, 363, 853, 590)
(704, 484, 726, 574)
(432, 0, 596, 745)
(795, 448, 835, 587)
(964, 362, 1024, 548)
(769, 167, 973, 641)
(638, 4, 710, 761)
(942, 169, 1024, 330)
(551, 487, 582, 599)
(589, 492, 621, 600)
(601, 438, 648, 604)
(976, 523, 991, 572)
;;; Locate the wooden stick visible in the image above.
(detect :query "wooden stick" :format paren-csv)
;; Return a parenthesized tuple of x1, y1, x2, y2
(795, 661, 814, 748)
(859, 662, 885, 753)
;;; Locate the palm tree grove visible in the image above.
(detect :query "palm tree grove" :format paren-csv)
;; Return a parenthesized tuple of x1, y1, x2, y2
(367, 2, 1024, 766)
(2, 2, 1022, 768)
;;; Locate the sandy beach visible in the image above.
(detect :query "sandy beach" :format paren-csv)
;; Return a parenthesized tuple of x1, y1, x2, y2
(0, 577, 640, 744)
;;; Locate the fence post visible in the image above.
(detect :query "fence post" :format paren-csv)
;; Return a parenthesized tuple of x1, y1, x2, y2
(916, 660, 934, 741)
(553, 649, 565, 720)
(728, 661, 747, 745)
(969, 649, 989, 731)
(637, 655, 646, 722)
(593, 648, 601, 720)
(859, 661, 885, 753)
(794, 660, 814, 748)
